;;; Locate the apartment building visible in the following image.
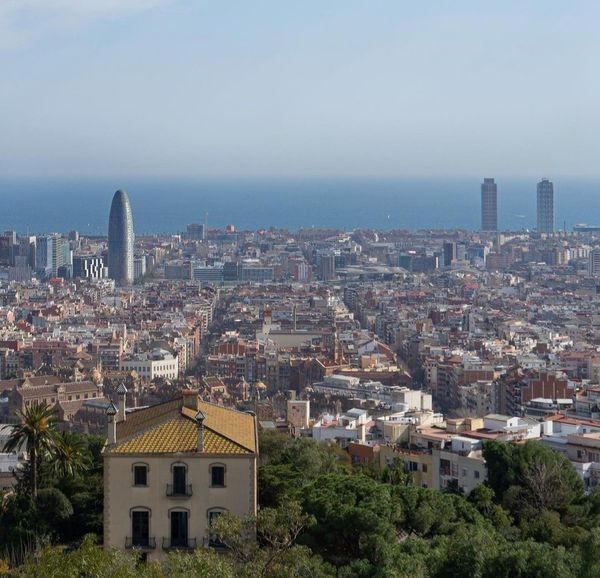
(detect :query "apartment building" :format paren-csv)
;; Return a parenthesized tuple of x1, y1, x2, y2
(120, 348, 179, 381)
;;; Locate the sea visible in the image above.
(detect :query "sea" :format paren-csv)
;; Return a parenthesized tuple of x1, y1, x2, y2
(0, 176, 598, 235)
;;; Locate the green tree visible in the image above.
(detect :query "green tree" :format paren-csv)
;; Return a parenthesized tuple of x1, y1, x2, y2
(52, 433, 90, 480)
(3, 402, 61, 497)
(164, 548, 236, 578)
(15, 534, 162, 578)
(483, 440, 584, 519)
(301, 474, 400, 566)
(211, 501, 328, 577)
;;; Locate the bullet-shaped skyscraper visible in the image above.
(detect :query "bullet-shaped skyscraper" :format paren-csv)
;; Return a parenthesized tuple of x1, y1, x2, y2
(536, 178, 554, 233)
(481, 178, 498, 231)
(108, 189, 135, 285)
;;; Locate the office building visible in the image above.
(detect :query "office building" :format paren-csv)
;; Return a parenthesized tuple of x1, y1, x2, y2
(0, 235, 13, 267)
(318, 253, 336, 281)
(589, 249, 600, 277)
(18, 236, 36, 268)
(443, 242, 456, 267)
(537, 178, 554, 233)
(481, 178, 498, 231)
(73, 256, 106, 280)
(186, 223, 206, 241)
(240, 265, 274, 283)
(108, 189, 135, 285)
(193, 264, 224, 285)
(8, 256, 32, 283)
(134, 256, 147, 280)
(36, 234, 70, 277)
(223, 261, 241, 282)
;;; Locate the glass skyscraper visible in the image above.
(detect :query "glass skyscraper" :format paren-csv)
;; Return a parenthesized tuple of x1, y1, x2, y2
(108, 189, 135, 285)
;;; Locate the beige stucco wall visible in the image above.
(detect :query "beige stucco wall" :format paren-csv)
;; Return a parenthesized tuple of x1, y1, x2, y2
(104, 453, 257, 561)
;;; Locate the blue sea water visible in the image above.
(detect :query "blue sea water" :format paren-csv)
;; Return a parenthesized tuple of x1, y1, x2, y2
(0, 176, 598, 235)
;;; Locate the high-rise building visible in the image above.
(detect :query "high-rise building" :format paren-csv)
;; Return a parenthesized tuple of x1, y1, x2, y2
(589, 249, 600, 277)
(481, 178, 498, 231)
(443, 242, 456, 267)
(186, 223, 205, 241)
(108, 189, 135, 285)
(134, 256, 146, 280)
(318, 253, 336, 281)
(36, 234, 69, 277)
(0, 235, 13, 267)
(18, 236, 36, 268)
(35, 236, 51, 273)
(537, 178, 554, 233)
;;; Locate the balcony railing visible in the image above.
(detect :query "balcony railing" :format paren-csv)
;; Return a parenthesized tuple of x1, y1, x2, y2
(125, 536, 156, 550)
(162, 537, 197, 550)
(166, 484, 193, 497)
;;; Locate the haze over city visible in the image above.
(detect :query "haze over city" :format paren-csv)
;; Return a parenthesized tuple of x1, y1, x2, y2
(2, 0, 600, 179)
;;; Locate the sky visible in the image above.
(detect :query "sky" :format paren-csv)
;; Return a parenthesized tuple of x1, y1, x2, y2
(1, 1, 600, 178)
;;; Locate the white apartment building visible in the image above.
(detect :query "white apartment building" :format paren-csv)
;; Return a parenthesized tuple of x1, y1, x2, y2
(120, 348, 179, 381)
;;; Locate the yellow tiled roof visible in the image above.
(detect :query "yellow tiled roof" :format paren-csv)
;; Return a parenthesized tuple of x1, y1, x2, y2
(106, 395, 257, 456)
(109, 416, 250, 455)
(183, 401, 256, 453)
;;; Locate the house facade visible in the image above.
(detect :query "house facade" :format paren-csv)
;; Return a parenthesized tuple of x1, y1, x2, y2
(102, 388, 258, 561)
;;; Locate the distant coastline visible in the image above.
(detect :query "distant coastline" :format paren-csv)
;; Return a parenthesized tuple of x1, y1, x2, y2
(0, 176, 595, 235)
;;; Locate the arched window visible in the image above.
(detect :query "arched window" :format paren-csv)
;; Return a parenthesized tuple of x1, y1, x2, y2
(132, 462, 149, 487)
(128, 507, 153, 549)
(168, 507, 191, 548)
(209, 463, 226, 488)
(168, 461, 190, 496)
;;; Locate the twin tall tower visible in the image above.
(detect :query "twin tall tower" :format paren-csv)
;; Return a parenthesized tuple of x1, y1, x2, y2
(108, 189, 135, 286)
(480, 178, 555, 233)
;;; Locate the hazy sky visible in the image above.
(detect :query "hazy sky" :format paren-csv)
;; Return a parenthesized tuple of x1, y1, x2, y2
(1, 1, 599, 178)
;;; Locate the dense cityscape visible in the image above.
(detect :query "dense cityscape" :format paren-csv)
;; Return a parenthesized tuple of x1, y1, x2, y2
(1, 178, 600, 576)
(4, 0, 600, 574)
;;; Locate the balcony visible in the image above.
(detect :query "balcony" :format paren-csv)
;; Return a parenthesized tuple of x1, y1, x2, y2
(166, 484, 193, 497)
(162, 537, 197, 550)
(125, 537, 156, 550)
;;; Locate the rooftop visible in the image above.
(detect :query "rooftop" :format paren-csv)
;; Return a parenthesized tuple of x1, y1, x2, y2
(104, 394, 257, 456)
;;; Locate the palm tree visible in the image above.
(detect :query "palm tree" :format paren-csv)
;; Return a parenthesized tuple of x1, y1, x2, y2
(52, 433, 90, 480)
(3, 402, 61, 498)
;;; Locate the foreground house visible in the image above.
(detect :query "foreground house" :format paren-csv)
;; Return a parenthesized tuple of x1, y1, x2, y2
(102, 387, 258, 561)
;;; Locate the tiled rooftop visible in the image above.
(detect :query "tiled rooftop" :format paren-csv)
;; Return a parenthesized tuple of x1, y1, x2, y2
(106, 394, 256, 456)
(108, 416, 249, 455)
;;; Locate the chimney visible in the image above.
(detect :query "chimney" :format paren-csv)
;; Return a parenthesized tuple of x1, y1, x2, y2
(117, 383, 127, 422)
(195, 410, 205, 452)
(288, 389, 296, 401)
(106, 402, 118, 445)
(182, 389, 199, 411)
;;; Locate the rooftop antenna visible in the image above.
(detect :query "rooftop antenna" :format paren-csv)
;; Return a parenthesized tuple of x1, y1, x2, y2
(204, 211, 208, 241)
